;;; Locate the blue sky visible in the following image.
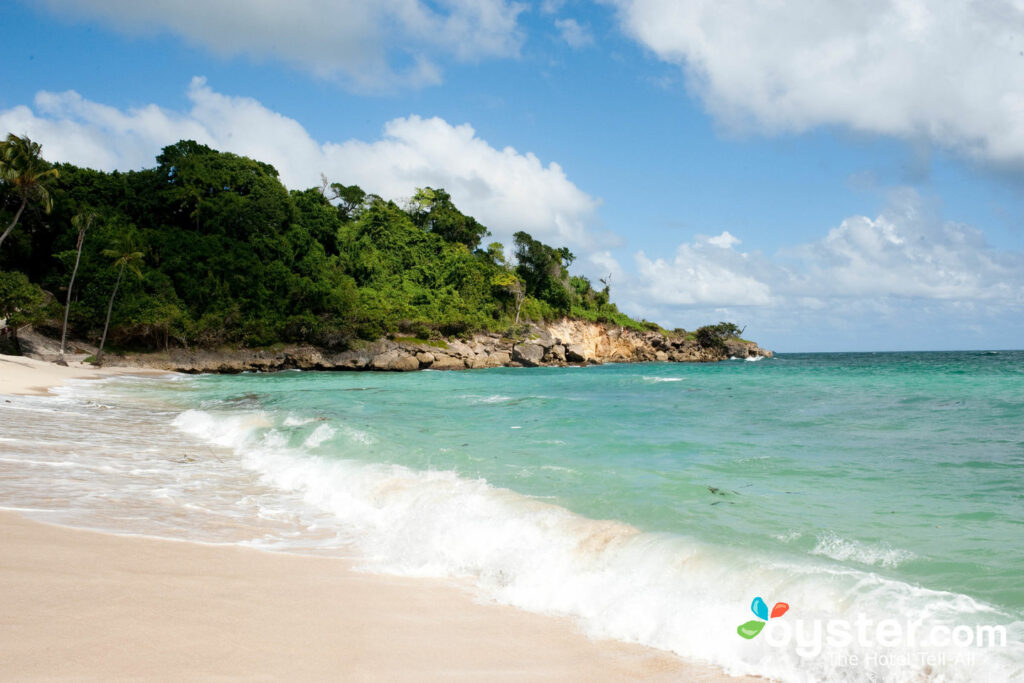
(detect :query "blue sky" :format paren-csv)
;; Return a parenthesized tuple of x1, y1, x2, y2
(3, 0, 1023, 351)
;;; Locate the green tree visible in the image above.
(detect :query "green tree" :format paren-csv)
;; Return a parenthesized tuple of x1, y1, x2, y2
(410, 187, 489, 250)
(57, 211, 95, 364)
(491, 271, 525, 324)
(0, 270, 48, 329)
(0, 139, 652, 352)
(95, 233, 144, 366)
(0, 134, 60, 250)
(513, 231, 571, 312)
(321, 176, 367, 222)
(695, 322, 745, 348)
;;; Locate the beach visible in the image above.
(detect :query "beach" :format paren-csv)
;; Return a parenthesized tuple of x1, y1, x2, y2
(0, 354, 727, 681)
(0, 512, 710, 681)
(0, 353, 168, 396)
(3, 351, 1021, 681)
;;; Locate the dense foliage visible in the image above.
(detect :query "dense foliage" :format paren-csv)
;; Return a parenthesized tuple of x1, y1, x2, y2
(0, 139, 642, 352)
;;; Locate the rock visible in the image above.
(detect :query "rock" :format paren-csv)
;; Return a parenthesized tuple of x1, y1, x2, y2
(445, 340, 474, 358)
(723, 339, 749, 358)
(13, 316, 772, 375)
(512, 343, 545, 366)
(488, 351, 511, 366)
(15, 326, 67, 361)
(565, 344, 587, 363)
(371, 350, 420, 371)
(430, 354, 466, 370)
(527, 327, 556, 348)
(469, 355, 508, 369)
(327, 348, 372, 369)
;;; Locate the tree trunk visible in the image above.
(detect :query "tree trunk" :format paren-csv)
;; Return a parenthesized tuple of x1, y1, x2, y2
(95, 263, 125, 367)
(0, 197, 28, 250)
(58, 234, 87, 364)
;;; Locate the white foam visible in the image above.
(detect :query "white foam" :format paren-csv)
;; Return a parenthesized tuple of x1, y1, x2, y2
(172, 409, 269, 449)
(302, 424, 336, 449)
(811, 531, 917, 568)
(341, 425, 375, 446)
(467, 394, 514, 404)
(170, 408, 1024, 682)
(11, 383, 1020, 683)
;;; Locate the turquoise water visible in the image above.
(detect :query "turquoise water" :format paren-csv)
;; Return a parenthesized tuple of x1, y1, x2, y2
(178, 351, 1024, 613)
(4, 351, 1024, 680)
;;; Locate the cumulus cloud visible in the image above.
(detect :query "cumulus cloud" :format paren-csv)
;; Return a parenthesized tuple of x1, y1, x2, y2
(609, 0, 1024, 165)
(555, 18, 594, 48)
(634, 233, 776, 306)
(0, 78, 600, 248)
(612, 190, 1024, 347)
(36, 0, 525, 90)
(706, 230, 740, 249)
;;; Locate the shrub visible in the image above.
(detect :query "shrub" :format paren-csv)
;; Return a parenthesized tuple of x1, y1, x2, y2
(695, 322, 745, 348)
(0, 270, 50, 328)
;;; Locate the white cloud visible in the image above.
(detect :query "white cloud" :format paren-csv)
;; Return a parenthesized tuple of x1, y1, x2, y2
(36, 0, 525, 90)
(610, 0, 1024, 165)
(613, 190, 1024, 348)
(633, 234, 776, 307)
(706, 231, 739, 249)
(0, 78, 600, 248)
(555, 18, 594, 48)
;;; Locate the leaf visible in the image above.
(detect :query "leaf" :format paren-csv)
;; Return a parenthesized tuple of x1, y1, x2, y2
(737, 620, 765, 639)
(771, 602, 789, 619)
(751, 596, 769, 621)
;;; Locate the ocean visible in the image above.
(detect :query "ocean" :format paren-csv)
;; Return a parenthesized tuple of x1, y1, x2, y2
(2, 351, 1023, 681)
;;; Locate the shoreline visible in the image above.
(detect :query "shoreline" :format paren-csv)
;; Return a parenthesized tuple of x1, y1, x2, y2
(0, 512, 726, 681)
(0, 353, 169, 396)
(11, 320, 772, 375)
(0, 353, 748, 681)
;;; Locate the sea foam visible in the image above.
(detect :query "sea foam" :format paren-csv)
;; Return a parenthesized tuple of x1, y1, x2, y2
(170, 406, 1024, 683)
(811, 531, 917, 568)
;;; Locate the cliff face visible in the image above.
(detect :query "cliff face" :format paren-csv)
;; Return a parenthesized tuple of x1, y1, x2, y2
(15, 320, 772, 373)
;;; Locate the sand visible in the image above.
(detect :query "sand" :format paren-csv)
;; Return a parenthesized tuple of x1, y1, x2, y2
(0, 353, 167, 396)
(0, 353, 743, 681)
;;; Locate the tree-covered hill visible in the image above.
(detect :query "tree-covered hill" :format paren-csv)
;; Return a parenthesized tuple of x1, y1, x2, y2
(0, 137, 645, 353)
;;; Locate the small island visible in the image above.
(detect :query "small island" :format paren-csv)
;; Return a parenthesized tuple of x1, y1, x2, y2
(1, 135, 770, 372)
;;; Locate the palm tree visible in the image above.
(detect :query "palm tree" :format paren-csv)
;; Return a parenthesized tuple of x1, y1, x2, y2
(95, 234, 143, 366)
(0, 134, 60, 250)
(57, 212, 96, 365)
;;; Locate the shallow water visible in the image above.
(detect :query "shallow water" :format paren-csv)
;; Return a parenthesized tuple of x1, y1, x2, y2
(2, 352, 1023, 681)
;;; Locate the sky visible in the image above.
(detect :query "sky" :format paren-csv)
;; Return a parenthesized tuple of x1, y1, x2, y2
(2, 0, 1023, 352)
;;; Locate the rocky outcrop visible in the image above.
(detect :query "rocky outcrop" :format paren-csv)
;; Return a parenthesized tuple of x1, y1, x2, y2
(14, 319, 772, 373)
(512, 342, 545, 367)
